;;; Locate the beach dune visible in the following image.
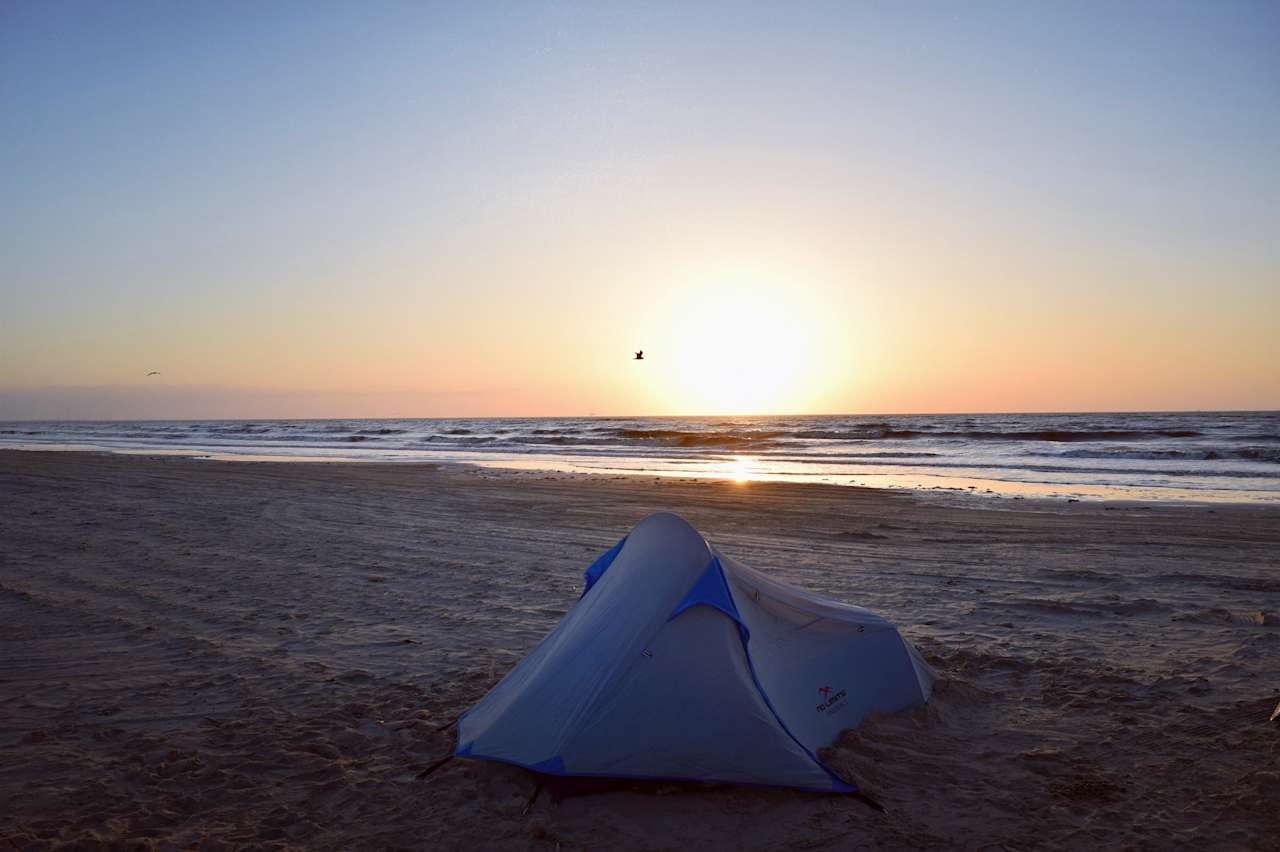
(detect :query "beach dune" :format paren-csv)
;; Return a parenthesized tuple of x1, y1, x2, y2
(1, 450, 1277, 850)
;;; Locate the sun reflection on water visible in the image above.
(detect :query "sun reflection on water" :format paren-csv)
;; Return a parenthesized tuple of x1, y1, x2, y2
(730, 455, 756, 483)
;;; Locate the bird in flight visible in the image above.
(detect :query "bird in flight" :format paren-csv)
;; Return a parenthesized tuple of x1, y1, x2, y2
(634, 351, 644, 361)
(146, 371, 160, 376)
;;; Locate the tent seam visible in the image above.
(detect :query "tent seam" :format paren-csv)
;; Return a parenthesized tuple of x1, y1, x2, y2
(715, 557, 857, 793)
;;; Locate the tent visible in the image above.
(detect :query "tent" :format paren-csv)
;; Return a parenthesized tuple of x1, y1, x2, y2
(454, 512, 934, 792)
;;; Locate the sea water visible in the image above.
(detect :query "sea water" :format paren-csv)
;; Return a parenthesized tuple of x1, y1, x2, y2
(3, 411, 1278, 503)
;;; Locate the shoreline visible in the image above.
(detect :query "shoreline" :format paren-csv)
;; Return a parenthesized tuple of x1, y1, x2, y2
(3, 441, 1277, 507)
(2, 449, 1277, 849)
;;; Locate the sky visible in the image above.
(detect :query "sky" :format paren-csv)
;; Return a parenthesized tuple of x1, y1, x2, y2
(2, 0, 1277, 419)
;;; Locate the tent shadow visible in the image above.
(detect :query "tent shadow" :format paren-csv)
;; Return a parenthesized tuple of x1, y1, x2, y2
(531, 772, 885, 813)
(539, 774, 734, 803)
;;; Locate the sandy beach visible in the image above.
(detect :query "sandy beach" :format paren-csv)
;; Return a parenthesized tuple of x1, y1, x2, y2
(1, 449, 1277, 850)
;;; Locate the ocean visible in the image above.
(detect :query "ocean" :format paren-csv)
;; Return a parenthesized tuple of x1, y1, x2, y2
(2, 411, 1278, 503)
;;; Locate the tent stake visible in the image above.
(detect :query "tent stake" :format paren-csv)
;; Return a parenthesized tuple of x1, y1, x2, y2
(417, 754, 455, 779)
(522, 780, 543, 816)
(434, 714, 459, 732)
(852, 791, 887, 814)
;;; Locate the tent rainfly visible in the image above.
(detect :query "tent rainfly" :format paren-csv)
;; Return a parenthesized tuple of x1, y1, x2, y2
(454, 512, 934, 792)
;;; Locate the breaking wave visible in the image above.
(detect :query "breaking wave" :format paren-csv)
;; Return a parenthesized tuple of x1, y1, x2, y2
(616, 429, 786, 448)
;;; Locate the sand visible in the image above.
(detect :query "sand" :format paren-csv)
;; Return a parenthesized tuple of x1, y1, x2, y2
(1, 449, 1277, 851)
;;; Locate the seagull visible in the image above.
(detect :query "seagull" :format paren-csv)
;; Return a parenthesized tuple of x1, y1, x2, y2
(634, 351, 644, 361)
(146, 371, 160, 376)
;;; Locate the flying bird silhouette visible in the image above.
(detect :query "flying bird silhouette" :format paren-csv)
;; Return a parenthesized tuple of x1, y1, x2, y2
(634, 351, 644, 361)
(146, 371, 160, 376)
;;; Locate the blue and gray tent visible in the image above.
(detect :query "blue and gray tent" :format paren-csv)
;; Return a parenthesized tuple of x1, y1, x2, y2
(454, 512, 934, 792)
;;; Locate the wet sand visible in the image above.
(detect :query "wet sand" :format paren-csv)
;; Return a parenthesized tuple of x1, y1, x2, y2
(1, 450, 1277, 850)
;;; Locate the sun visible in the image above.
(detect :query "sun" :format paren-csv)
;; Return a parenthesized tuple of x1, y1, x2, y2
(663, 279, 822, 415)
(624, 257, 860, 416)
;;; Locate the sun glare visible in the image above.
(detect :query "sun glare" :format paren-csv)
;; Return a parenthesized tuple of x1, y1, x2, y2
(662, 272, 826, 415)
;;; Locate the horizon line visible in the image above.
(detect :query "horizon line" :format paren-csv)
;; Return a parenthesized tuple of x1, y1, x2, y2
(2, 407, 1277, 424)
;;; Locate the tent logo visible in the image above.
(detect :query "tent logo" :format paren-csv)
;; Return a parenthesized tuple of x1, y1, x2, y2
(815, 684, 848, 714)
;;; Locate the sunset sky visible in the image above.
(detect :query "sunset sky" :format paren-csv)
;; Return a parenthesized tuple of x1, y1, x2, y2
(2, 1, 1277, 419)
